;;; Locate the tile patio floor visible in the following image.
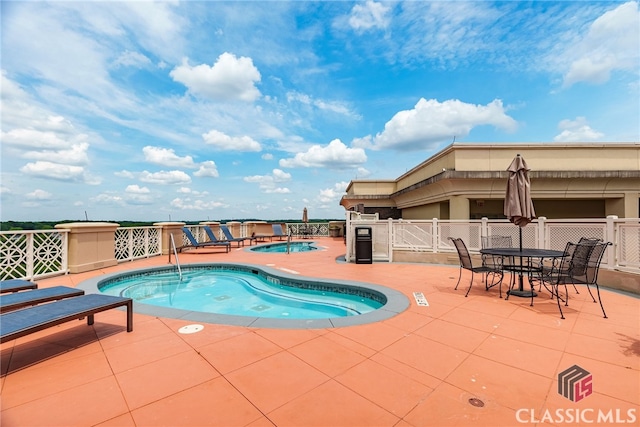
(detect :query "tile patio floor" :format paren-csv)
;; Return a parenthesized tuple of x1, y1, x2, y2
(1, 238, 638, 426)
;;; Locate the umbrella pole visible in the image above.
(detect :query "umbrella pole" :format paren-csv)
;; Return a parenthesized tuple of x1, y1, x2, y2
(508, 226, 537, 298)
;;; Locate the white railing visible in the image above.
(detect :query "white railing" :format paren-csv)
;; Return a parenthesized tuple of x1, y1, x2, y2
(0, 229, 69, 280)
(115, 226, 162, 262)
(345, 216, 640, 272)
(2, 218, 637, 281)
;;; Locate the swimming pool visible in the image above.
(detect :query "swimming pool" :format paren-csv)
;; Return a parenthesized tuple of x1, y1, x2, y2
(78, 263, 409, 329)
(249, 241, 318, 253)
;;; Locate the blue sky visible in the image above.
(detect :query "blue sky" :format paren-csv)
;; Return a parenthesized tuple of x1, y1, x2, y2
(1, 1, 638, 222)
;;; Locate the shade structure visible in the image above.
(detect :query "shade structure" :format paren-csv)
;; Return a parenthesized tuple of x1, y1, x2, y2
(504, 154, 536, 228)
(302, 207, 308, 223)
(504, 154, 536, 297)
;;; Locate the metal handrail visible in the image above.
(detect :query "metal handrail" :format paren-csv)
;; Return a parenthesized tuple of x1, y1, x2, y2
(169, 234, 183, 281)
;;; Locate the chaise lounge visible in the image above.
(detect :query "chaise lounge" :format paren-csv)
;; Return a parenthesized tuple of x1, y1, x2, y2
(0, 285, 84, 313)
(0, 279, 38, 293)
(0, 293, 133, 343)
(180, 227, 231, 253)
(220, 225, 255, 247)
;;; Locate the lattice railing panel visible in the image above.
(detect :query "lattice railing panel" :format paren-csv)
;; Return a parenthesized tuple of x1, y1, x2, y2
(546, 224, 606, 252)
(618, 224, 640, 268)
(115, 227, 162, 262)
(439, 222, 483, 251)
(0, 230, 67, 280)
(394, 223, 433, 250)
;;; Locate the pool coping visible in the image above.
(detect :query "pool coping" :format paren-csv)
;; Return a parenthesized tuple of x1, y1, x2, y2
(245, 240, 324, 253)
(76, 262, 410, 329)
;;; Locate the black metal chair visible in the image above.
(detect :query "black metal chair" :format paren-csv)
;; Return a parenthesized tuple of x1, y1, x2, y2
(449, 237, 503, 297)
(481, 235, 513, 293)
(542, 241, 610, 319)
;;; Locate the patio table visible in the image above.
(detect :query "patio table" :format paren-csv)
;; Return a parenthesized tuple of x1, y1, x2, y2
(480, 248, 565, 298)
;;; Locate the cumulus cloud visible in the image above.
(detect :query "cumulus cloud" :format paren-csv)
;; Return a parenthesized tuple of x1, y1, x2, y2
(170, 52, 261, 101)
(202, 129, 261, 152)
(170, 198, 227, 210)
(562, 2, 640, 87)
(317, 181, 350, 204)
(279, 139, 367, 169)
(26, 189, 53, 200)
(20, 161, 85, 181)
(125, 184, 150, 194)
(193, 160, 219, 178)
(554, 117, 604, 142)
(139, 170, 191, 185)
(349, 1, 391, 31)
(366, 98, 517, 151)
(23, 142, 90, 166)
(244, 168, 291, 193)
(143, 146, 196, 168)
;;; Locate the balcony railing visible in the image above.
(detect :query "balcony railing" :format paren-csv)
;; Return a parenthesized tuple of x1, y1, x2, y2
(1, 218, 638, 281)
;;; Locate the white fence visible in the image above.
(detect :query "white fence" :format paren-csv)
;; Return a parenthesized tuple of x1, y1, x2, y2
(2, 218, 637, 281)
(345, 216, 640, 272)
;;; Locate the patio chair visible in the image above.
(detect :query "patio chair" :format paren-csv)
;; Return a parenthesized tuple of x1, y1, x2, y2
(0, 279, 38, 293)
(220, 225, 255, 247)
(180, 227, 230, 253)
(0, 286, 84, 313)
(449, 237, 503, 297)
(542, 241, 610, 319)
(480, 235, 512, 296)
(0, 294, 133, 343)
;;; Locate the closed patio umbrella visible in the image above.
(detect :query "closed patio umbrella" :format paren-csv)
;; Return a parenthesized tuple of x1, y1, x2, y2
(302, 207, 308, 224)
(504, 154, 536, 296)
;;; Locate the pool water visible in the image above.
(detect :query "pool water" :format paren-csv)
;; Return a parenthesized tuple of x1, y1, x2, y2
(250, 241, 318, 253)
(99, 267, 383, 319)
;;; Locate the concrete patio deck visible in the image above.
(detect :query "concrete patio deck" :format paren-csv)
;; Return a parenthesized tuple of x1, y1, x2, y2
(1, 238, 638, 426)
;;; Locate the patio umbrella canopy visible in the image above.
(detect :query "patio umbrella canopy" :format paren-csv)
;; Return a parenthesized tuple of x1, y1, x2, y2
(302, 207, 308, 224)
(504, 154, 536, 234)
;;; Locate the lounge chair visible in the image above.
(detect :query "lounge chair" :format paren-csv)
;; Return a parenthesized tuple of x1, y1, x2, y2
(220, 225, 255, 247)
(180, 227, 230, 253)
(0, 279, 38, 293)
(0, 286, 84, 313)
(271, 224, 287, 241)
(0, 294, 133, 343)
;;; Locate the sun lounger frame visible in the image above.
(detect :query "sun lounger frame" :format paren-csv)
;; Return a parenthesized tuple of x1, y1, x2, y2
(0, 294, 133, 343)
(0, 279, 38, 293)
(0, 286, 85, 313)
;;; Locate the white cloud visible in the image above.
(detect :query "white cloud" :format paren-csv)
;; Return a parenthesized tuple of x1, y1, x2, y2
(563, 2, 640, 87)
(349, 1, 391, 31)
(370, 98, 518, 151)
(279, 139, 367, 169)
(92, 193, 125, 205)
(244, 168, 291, 193)
(554, 117, 604, 142)
(261, 153, 274, 160)
(170, 198, 227, 210)
(202, 129, 261, 152)
(113, 50, 152, 68)
(20, 161, 85, 181)
(170, 52, 261, 102)
(125, 184, 150, 194)
(317, 181, 350, 204)
(23, 142, 90, 166)
(143, 146, 196, 168)
(139, 170, 191, 185)
(286, 91, 359, 118)
(26, 189, 53, 200)
(193, 161, 219, 178)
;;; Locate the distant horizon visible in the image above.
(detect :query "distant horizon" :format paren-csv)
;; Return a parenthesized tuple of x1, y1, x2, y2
(2, 1, 638, 222)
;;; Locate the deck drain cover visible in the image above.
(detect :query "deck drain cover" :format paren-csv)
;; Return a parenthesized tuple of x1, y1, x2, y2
(468, 397, 485, 407)
(178, 324, 204, 334)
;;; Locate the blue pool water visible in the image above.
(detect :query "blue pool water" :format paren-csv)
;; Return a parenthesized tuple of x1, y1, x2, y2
(98, 265, 384, 319)
(250, 241, 318, 253)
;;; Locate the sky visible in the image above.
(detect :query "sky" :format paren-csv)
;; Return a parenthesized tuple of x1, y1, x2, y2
(1, 1, 639, 223)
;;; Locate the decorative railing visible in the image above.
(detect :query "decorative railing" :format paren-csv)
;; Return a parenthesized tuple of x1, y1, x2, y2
(0, 229, 69, 280)
(1, 218, 637, 281)
(114, 226, 162, 262)
(345, 216, 640, 272)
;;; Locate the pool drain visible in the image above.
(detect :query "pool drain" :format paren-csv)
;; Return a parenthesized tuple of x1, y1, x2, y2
(178, 324, 204, 334)
(468, 397, 485, 407)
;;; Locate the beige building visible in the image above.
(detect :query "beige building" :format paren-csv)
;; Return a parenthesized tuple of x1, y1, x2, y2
(340, 143, 640, 220)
